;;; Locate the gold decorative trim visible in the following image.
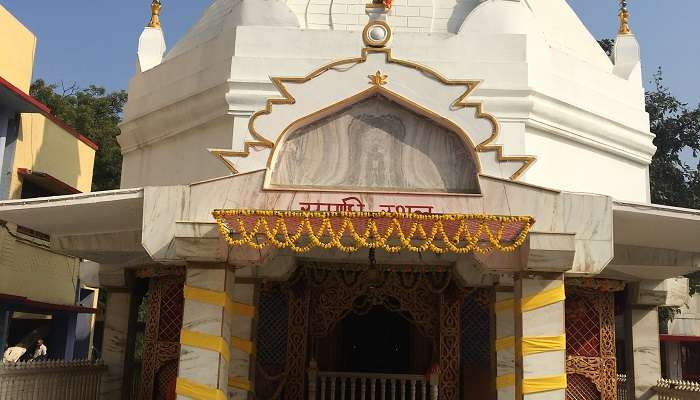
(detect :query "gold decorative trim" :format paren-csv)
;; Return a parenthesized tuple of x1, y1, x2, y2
(147, 0, 162, 29)
(363, 20, 392, 48)
(218, 47, 536, 180)
(368, 70, 388, 86)
(618, 0, 631, 35)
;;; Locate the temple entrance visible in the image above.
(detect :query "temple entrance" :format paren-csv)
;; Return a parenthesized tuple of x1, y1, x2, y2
(314, 306, 433, 375)
(254, 263, 496, 400)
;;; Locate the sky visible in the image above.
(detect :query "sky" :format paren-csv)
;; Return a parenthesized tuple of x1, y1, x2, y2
(2, 1, 699, 106)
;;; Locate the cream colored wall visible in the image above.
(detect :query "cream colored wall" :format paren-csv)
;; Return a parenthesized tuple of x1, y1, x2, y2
(0, 226, 79, 306)
(11, 114, 96, 197)
(0, 5, 36, 93)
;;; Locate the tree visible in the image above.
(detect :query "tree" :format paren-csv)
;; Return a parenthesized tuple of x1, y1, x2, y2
(30, 80, 127, 191)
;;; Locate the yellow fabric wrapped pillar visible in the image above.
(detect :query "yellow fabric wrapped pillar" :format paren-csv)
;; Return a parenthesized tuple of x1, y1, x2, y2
(515, 275, 567, 400)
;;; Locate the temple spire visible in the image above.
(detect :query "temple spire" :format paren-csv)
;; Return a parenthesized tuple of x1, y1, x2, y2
(138, 0, 166, 72)
(147, 0, 162, 29)
(618, 0, 631, 35)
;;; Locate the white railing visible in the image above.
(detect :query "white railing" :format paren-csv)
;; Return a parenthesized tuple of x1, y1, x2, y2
(0, 359, 107, 400)
(656, 378, 700, 400)
(308, 362, 439, 400)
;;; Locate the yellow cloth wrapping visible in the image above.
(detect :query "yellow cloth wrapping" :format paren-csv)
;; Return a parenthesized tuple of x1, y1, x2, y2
(183, 285, 255, 317)
(180, 330, 230, 362)
(494, 298, 514, 313)
(231, 336, 254, 354)
(496, 373, 515, 389)
(176, 378, 227, 400)
(521, 285, 565, 312)
(495, 336, 515, 351)
(522, 335, 566, 355)
(229, 377, 253, 391)
(522, 374, 567, 394)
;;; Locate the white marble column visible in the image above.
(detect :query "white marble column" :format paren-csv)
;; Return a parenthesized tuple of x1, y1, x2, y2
(625, 306, 660, 400)
(495, 290, 516, 400)
(515, 275, 567, 400)
(100, 291, 133, 400)
(228, 273, 257, 400)
(177, 264, 235, 400)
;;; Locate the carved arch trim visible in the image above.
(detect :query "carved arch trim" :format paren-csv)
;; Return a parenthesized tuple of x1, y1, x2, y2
(210, 47, 536, 180)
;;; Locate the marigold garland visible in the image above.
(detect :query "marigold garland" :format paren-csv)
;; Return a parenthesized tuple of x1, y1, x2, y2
(212, 209, 534, 255)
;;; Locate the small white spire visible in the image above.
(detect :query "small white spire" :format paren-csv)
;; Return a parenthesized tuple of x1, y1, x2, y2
(137, 0, 166, 72)
(612, 0, 640, 83)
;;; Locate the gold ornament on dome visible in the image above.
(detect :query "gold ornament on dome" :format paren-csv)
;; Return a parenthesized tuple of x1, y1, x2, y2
(148, 0, 162, 29)
(368, 71, 388, 86)
(618, 0, 631, 34)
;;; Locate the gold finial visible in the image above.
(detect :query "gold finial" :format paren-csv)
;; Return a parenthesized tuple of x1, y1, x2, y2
(618, 0, 631, 34)
(368, 71, 388, 86)
(148, 0, 162, 29)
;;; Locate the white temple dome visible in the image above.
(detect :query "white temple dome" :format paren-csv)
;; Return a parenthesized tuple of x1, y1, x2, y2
(165, 0, 299, 61)
(121, 0, 653, 203)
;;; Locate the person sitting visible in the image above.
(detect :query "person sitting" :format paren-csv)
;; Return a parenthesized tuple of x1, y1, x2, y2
(30, 339, 47, 361)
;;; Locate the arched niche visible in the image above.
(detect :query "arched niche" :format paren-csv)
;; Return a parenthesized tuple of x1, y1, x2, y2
(268, 94, 481, 194)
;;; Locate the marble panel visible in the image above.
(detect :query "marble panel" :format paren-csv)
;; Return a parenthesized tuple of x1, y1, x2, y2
(178, 345, 224, 388)
(496, 316, 514, 339)
(497, 386, 516, 400)
(626, 306, 661, 400)
(523, 388, 565, 400)
(269, 95, 480, 193)
(521, 278, 563, 299)
(522, 350, 566, 378)
(497, 347, 515, 376)
(187, 265, 227, 291)
(100, 292, 131, 400)
(182, 300, 226, 337)
(521, 302, 564, 337)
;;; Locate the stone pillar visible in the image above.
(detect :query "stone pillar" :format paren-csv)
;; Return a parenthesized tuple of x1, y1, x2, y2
(515, 274, 567, 400)
(177, 264, 237, 400)
(100, 290, 133, 400)
(228, 276, 257, 400)
(495, 290, 515, 400)
(625, 306, 660, 400)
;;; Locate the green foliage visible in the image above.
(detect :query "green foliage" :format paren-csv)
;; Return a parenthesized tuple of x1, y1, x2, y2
(29, 79, 127, 191)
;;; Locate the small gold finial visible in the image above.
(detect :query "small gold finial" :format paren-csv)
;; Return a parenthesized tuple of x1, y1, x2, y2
(368, 71, 388, 86)
(618, 0, 631, 34)
(148, 0, 162, 29)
